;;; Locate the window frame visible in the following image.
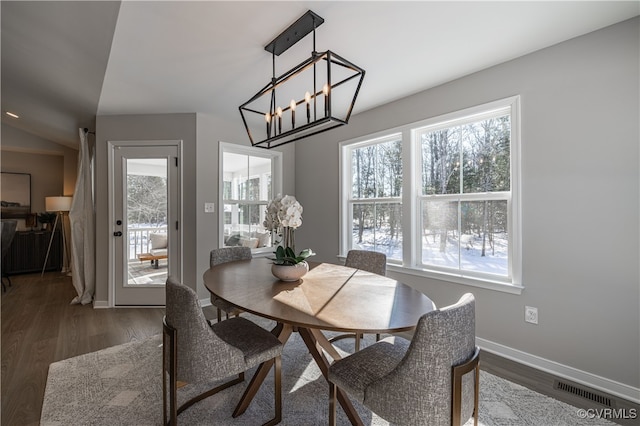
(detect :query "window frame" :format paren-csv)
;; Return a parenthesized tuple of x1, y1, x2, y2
(340, 132, 405, 264)
(340, 96, 522, 293)
(219, 142, 283, 255)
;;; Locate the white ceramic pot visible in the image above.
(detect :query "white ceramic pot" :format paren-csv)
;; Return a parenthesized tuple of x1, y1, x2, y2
(271, 261, 309, 282)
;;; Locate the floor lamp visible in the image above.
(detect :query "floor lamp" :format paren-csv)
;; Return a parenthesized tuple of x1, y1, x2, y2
(41, 196, 72, 276)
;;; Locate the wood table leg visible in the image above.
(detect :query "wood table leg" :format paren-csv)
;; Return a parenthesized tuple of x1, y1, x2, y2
(298, 328, 364, 426)
(233, 323, 293, 417)
(310, 328, 343, 361)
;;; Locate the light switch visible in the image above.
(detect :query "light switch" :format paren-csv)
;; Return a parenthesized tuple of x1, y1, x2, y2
(204, 202, 215, 213)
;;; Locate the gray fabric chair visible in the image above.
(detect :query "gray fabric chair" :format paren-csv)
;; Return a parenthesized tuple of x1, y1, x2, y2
(210, 247, 252, 322)
(344, 249, 387, 276)
(328, 293, 479, 426)
(1, 220, 17, 292)
(332, 250, 388, 350)
(163, 276, 282, 426)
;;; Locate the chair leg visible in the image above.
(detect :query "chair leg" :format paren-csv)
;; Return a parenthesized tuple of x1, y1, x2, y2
(216, 307, 222, 323)
(354, 334, 361, 352)
(164, 317, 248, 425)
(451, 347, 480, 426)
(329, 382, 337, 426)
(259, 355, 282, 426)
(473, 355, 480, 426)
(2, 272, 10, 292)
(163, 319, 178, 426)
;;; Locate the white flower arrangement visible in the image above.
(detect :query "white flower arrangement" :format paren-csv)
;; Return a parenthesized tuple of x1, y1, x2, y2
(263, 194, 303, 231)
(264, 194, 305, 253)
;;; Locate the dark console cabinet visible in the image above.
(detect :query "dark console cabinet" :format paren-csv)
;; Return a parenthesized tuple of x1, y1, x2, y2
(4, 230, 62, 274)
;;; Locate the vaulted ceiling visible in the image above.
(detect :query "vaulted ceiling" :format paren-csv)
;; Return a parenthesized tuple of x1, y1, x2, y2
(2, 1, 638, 149)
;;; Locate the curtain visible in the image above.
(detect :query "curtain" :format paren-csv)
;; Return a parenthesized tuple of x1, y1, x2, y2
(69, 128, 96, 305)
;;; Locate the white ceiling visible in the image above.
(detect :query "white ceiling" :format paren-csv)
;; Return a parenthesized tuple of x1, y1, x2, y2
(2, 1, 638, 149)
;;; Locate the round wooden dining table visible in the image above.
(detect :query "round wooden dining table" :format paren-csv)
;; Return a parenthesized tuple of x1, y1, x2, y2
(203, 258, 436, 426)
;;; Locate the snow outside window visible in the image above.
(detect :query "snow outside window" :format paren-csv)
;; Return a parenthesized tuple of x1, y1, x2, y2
(340, 96, 521, 291)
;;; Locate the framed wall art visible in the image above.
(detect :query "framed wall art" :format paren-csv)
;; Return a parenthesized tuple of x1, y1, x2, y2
(1, 172, 32, 218)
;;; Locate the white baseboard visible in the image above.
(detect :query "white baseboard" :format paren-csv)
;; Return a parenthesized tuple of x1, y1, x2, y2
(477, 337, 640, 404)
(93, 300, 109, 309)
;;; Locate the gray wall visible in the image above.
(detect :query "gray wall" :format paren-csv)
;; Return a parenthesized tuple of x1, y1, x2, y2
(294, 17, 639, 393)
(94, 112, 296, 302)
(194, 113, 296, 299)
(95, 113, 197, 303)
(1, 123, 78, 197)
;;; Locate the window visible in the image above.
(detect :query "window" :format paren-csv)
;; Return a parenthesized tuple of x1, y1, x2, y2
(345, 135, 403, 261)
(219, 142, 282, 252)
(341, 97, 521, 291)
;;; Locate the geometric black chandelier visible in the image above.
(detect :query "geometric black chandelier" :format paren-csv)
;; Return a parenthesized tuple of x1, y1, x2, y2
(239, 10, 365, 149)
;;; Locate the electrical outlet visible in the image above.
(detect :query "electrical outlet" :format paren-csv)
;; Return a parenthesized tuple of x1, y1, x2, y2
(204, 202, 215, 213)
(525, 306, 538, 324)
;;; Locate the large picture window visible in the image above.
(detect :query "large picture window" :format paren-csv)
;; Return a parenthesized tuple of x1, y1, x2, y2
(341, 97, 521, 291)
(220, 142, 282, 252)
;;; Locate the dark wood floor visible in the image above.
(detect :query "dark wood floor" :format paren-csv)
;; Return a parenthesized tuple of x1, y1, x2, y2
(1, 272, 164, 426)
(2, 272, 637, 426)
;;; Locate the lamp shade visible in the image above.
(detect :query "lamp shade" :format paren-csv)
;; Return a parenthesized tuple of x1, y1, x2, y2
(45, 196, 72, 212)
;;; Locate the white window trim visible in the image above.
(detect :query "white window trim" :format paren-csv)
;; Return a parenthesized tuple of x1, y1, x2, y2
(219, 142, 283, 255)
(340, 96, 522, 294)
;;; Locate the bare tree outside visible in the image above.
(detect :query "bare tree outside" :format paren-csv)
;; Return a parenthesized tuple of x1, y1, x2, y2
(127, 175, 167, 227)
(420, 114, 511, 275)
(350, 139, 402, 259)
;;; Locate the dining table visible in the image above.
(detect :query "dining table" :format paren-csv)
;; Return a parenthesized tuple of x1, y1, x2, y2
(203, 257, 436, 425)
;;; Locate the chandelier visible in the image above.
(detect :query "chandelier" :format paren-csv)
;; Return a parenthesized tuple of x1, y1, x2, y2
(239, 10, 365, 149)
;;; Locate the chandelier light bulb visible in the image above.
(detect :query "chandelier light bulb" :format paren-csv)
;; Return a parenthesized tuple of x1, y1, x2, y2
(265, 112, 271, 136)
(323, 84, 330, 116)
(290, 100, 296, 128)
(276, 107, 283, 134)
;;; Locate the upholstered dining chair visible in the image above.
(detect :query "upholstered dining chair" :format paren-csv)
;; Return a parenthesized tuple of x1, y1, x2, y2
(210, 246, 252, 322)
(331, 249, 387, 350)
(1, 220, 17, 292)
(163, 276, 283, 426)
(328, 293, 479, 426)
(344, 249, 387, 276)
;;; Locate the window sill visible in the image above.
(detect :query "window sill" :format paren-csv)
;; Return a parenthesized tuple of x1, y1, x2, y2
(386, 264, 523, 295)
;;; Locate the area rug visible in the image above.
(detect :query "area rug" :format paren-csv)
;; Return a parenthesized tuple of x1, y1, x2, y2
(41, 315, 612, 426)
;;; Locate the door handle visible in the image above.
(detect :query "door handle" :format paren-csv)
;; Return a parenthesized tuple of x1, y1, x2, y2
(113, 231, 123, 237)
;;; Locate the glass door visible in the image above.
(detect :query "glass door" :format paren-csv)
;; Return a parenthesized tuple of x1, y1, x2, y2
(112, 143, 180, 306)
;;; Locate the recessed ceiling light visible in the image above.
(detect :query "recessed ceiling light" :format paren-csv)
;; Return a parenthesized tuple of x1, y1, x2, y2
(5, 111, 19, 119)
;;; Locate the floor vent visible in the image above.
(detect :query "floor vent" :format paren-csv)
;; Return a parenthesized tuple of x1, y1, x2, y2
(554, 380, 615, 408)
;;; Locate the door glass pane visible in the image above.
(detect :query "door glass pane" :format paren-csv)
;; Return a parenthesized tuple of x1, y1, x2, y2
(126, 158, 168, 285)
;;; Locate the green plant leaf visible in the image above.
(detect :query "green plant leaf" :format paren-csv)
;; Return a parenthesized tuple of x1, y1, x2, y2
(269, 246, 315, 265)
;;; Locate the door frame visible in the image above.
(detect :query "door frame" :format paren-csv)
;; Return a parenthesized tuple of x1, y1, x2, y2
(107, 139, 183, 307)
